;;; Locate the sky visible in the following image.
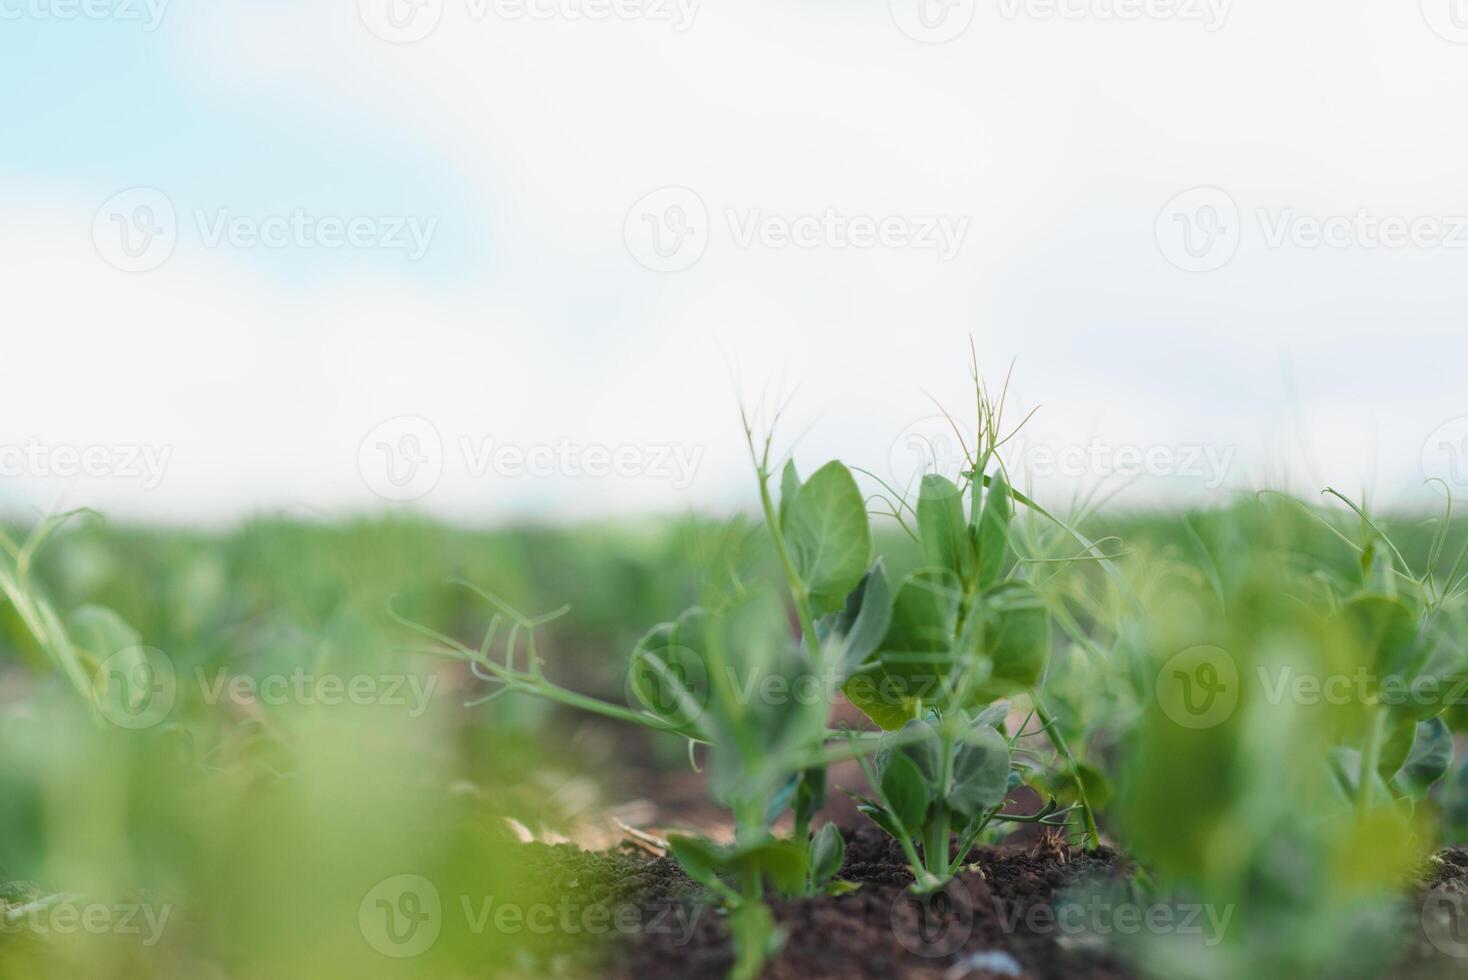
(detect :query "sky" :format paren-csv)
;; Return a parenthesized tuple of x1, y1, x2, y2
(2, 0, 1467, 523)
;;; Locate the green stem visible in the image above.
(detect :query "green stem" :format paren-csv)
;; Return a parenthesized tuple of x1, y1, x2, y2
(926, 807, 950, 880)
(1358, 706, 1383, 822)
(1033, 695, 1099, 850)
(803, 726, 936, 769)
(927, 729, 955, 876)
(506, 677, 674, 730)
(755, 466, 823, 665)
(949, 808, 999, 876)
(897, 828, 940, 892)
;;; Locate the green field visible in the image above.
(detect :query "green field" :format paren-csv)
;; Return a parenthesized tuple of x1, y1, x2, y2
(3, 484, 1468, 978)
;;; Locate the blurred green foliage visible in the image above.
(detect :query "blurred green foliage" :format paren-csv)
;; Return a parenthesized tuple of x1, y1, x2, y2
(2, 501, 1468, 979)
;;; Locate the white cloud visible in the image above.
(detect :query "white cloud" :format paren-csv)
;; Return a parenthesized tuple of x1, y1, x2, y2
(5, 1, 1465, 520)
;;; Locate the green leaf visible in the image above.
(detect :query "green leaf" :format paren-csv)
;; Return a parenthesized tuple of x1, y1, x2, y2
(1070, 761, 1113, 811)
(879, 718, 943, 784)
(976, 470, 1014, 588)
(809, 823, 845, 885)
(729, 838, 809, 896)
(1327, 746, 1394, 809)
(843, 570, 962, 730)
(782, 461, 873, 616)
(1400, 717, 1454, 798)
(1394, 626, 1468, 721)
(765, 774, 800, 826)
(1379, 714, 1418, 782)
(668, 835, 732, 896)
(794, 767, 827, 830)
(962, 582, 1050, 702)
(628, 617, 709, 736)
(946, 725, 1011, 819)
(973, 701, 1010, 730)
(68, 605, 142, 660)
(1331, 596, 1426, 692)
(917, 475, 971, 579)
(827, 560, 893, 680)
(728, 901, 779, 979)
(779, 460, 801, 526)
(879, 750, 931, 834)
(855, 801, 903, 840)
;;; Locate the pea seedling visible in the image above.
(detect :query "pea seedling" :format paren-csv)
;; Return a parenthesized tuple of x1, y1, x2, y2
(826, 377, 1098, 888)
(1309, 488, 1468, 816)
(397, 401, 895, 979)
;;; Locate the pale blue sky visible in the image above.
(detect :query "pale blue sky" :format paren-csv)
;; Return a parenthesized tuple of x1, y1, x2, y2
(2, 1, 1465, 522)
(2, 7, 487, 286)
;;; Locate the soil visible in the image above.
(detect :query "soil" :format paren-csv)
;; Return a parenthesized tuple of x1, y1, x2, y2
(503, 828, 1468, 980)
(1395, 847, 1468, 978)
(506, 826, 1138, 980)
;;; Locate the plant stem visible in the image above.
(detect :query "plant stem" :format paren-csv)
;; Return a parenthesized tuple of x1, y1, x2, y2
(898, 830, 940, 893)
(1358, 705, 1383, 822)
(755, 466, 823, 665)
(505, 677, 673, 730)
(926, 808, 950, 880)
(927, 729, 955, 877)
(1033, 695, 1100, 849)
(948, 808, 998, 876)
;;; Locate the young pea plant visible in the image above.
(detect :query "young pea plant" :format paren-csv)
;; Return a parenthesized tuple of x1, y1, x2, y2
(0, 511, 152, 725)
(397, 406, 887, 980)
(827, 376, 1101, 890)
(630, 411, 900, 976)
(1306, 488, 1468, 819)
(847, 704, 1080, 893)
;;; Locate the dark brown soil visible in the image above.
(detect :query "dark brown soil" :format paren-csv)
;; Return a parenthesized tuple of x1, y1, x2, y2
(505, 826, 1468, 979)
(1392, 847, 1468, 978)
(507, 826, 1137, 980)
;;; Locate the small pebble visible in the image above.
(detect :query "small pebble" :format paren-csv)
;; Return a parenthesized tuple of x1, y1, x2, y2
(944, 949, 1023, 978)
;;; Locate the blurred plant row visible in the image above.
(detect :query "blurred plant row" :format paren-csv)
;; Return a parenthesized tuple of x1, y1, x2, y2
(7, 387, 1468, 978)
